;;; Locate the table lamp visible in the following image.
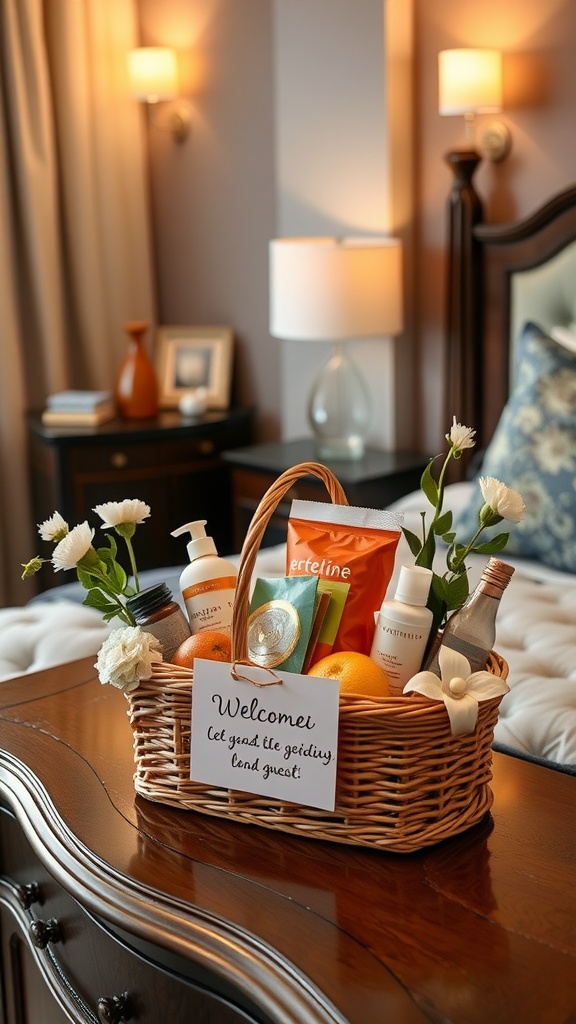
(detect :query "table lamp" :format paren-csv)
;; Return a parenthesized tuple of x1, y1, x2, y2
(269, 237, 403, 460)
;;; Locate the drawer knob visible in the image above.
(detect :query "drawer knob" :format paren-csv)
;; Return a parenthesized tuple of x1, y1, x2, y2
(16, 881, 41, 909)
(110, 451, 129, 469)
(97, 992, 133, 1024)
(30, 917, 61, 948)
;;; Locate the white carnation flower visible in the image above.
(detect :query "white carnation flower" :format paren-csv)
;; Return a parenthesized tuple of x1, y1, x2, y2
(93, 499, 151, 528)
(96, 627, 162, 693)
(52, 522, 94, 571)
(38, 511, 69, 542)
(479, 477, 526, 524)
(446, 416, 476, 452)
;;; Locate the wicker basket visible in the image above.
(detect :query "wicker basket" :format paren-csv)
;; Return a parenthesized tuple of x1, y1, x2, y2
(126, 462, 508, 853)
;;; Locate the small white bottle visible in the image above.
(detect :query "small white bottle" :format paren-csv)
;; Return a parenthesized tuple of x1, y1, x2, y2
(171, 520, 238, 635)
(369, 564, 434, 696)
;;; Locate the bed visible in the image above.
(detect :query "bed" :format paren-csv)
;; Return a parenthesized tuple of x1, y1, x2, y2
(3, 184, 575, 771)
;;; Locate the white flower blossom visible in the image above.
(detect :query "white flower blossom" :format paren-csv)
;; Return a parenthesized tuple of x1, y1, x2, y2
(404, 646, 509, 736)
(446, 417, 476, 452)
(52, 521, 95, 571)
(479, 476, 526, 523)
(96, 627, 162, 693)
(93, 499, 151, 529)
(38, 511, 69, 543)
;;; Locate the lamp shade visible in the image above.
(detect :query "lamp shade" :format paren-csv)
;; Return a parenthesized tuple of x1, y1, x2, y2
(128, 47, 178, 102)
(269, 237, 403, 341)
(438, 49, 502, 115)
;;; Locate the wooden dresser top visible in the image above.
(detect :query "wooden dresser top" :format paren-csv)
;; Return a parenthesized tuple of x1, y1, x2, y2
(0, 657, 574, 1024)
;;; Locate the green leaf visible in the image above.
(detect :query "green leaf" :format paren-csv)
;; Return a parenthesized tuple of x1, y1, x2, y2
(101, 533, 118, 559)
(446, 543, 468, 572)
(77, 566, 95, 589)
(420, 459, 439, 507)
(415, 530, 436, 570)
(109, 560, 128, 593)
(82, 589, 119, 614)
(402, 527, 423, 558)
(433, 510, 453, 535)
(428, 575, 448, 634)
(95, 548, 127, 593)
(102, 607, 132, 625)
(473, 533, 509, 554)
(444, 572, 470, 611)
(440, 531, 456, 546)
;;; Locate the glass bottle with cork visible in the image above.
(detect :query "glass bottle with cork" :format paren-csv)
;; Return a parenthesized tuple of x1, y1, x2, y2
(423, 557, 515, 676)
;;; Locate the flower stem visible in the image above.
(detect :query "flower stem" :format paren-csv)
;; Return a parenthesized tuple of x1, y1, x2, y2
(431, 450, 452, 526)
(124, 537, 140, 592)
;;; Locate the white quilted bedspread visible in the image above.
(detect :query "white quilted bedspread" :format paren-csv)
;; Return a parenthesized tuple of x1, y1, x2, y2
(2, 485, 574, 769)
(492, 576, 576, 765)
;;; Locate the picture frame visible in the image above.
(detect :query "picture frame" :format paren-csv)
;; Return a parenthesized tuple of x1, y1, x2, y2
(156, 326, 234, 410)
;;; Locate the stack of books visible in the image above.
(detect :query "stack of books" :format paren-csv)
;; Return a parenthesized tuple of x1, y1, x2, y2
(41, 390, 116, 427)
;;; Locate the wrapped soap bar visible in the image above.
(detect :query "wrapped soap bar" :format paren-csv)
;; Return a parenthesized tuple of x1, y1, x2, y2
(247, 576, 318, 673)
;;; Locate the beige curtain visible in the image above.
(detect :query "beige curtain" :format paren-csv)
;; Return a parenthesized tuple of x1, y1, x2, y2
(0, 0, 155, 606)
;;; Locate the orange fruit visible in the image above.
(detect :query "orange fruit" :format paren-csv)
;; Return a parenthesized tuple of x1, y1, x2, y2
(172, 630, 231, 667)
(307, 651, 389, 698)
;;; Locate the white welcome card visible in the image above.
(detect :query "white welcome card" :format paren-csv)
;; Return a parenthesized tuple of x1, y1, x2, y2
(190, 659, 340, 811)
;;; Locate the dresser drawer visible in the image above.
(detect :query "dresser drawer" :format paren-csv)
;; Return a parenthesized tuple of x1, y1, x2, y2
(0, 806, 256, 1024)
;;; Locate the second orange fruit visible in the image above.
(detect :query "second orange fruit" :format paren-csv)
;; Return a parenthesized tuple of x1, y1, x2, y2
(307, 651, 389, 697)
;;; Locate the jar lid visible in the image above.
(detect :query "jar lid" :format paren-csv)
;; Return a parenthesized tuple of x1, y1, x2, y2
(127, 582, 174, 621)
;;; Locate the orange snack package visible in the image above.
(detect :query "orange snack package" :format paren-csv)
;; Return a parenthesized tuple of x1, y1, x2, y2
(286, 499, 403, 657)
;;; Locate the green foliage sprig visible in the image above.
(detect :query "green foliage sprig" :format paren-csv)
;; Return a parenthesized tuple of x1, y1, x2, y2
(403, 419, 526, 631)
(21, 500, 151, 626)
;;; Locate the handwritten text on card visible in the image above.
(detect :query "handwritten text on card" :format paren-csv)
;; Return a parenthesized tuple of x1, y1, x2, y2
(190, 659, 340, 810)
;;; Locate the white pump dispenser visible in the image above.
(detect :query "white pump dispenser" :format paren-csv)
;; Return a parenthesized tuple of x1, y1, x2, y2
(171, 520, 238, 636)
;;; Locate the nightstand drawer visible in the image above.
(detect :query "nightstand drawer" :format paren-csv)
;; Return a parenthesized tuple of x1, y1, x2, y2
(68, 436, 220, 475)
(26, 408, 253, 590)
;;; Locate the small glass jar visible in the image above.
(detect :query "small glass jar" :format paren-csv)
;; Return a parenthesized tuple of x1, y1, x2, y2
(127, 583, 191, 662)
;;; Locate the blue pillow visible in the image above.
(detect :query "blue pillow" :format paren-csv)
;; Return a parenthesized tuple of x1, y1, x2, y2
(453, 322, 576, 572)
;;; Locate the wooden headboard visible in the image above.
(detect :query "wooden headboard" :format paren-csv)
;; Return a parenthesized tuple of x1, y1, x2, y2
(448, 180, 576, 453)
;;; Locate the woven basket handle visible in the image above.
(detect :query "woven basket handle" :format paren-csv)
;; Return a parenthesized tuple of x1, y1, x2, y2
(231, 462, 349, 663)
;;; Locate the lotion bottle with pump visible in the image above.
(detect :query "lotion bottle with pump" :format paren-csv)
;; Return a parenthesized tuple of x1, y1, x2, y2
(369, 564, 434, 695)
(171, 520, 238, 636)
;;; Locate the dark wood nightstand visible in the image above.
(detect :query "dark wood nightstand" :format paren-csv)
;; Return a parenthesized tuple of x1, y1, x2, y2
(27, 407, 253, 589)
(222, 438, 428, 550)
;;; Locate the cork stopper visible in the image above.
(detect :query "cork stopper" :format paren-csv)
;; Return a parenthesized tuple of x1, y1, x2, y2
(480, 558, 515, 593)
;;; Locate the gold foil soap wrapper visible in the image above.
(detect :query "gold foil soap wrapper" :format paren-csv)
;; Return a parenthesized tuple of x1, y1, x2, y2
(248, 577, 318, 673)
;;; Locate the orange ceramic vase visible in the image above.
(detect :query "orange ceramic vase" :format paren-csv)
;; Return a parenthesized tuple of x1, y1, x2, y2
(115, 321, 159, 419)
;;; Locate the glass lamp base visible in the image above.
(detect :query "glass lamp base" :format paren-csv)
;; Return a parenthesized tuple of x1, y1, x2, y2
(315, 436, 366, 461)
(308, 343, 371, 462)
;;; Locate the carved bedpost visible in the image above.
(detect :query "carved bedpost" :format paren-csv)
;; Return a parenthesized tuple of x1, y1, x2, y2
(444, 151, 484, 477)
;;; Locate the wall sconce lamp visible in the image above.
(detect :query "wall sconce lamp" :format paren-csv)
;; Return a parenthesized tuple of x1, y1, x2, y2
(269, 237, 403, 461)
(438, 48, 511, 162)
(128, 47, 190, 143)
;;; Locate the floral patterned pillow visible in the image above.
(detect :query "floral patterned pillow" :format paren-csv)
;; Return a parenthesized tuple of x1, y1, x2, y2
(454, 321, 576, 572)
